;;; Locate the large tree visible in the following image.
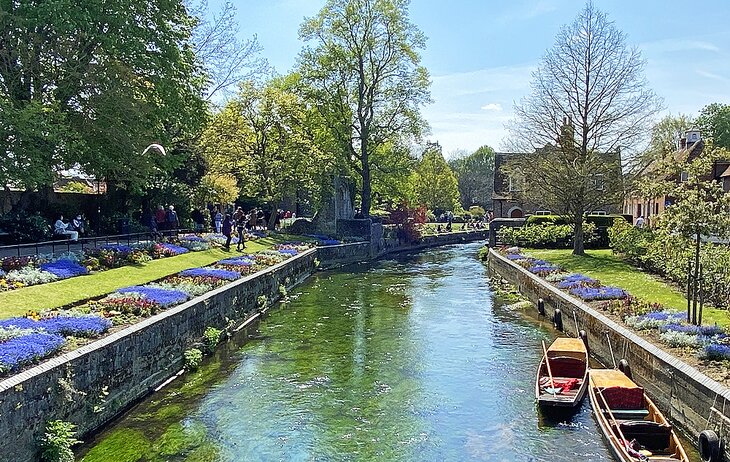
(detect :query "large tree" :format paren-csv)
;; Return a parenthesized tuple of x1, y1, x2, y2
(696, 103, 730, 150)
(297, 0, 431, 217)
(506, 2, 662, 254)
(408, 145, 460, 212)
(0, 0, 207, 196)
(449, 145, 495, 208)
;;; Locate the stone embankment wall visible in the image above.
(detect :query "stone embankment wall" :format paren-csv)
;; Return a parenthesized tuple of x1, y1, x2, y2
(0, 232, 488, 462)
(488, 248, 730, 456)
(0, 250, 317, 462)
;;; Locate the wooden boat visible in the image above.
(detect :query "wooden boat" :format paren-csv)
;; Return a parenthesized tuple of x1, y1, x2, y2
(588, 369, 689, 462)
(535, 337, 589, 408)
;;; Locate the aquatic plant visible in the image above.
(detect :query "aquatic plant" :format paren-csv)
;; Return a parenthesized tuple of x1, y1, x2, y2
(184, 348, 203, 370)
(39, 420, 80, 462)
(202, 327, 222, 354)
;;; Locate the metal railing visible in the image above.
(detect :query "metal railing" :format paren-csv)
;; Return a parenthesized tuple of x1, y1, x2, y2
(0, 228, 198, 258)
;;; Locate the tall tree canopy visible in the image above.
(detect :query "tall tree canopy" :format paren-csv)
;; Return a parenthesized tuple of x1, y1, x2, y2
(449, 145, 495, 208)
(0, 0, 207, 193)
(298, 0, 431, 217)
(506, 2, 662, 254)
(696, 103, 730, 150)
(408, 145, 459, 212)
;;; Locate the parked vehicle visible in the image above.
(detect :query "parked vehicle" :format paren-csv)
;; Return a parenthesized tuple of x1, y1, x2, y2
(536, 337, 589, 409)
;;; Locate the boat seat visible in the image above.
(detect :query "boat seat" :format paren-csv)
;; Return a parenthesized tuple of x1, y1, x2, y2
(606, 409, 650, 420)
(619, 420, 672, 452)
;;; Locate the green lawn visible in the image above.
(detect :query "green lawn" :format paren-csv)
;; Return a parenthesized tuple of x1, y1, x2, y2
(0, 235, 294, 319)
(525, 249, 730, 327)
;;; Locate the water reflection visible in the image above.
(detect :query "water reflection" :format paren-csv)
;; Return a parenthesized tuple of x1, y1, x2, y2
(79, 243, 623, 461)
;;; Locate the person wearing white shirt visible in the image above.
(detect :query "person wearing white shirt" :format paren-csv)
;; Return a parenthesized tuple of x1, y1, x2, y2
(54, 215, 79, 241)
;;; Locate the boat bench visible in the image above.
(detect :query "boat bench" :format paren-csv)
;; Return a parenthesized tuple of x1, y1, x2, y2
(606, 408, 649, 420)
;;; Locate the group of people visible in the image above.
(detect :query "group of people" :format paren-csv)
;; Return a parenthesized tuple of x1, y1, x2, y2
(53, 214, 86, 241)
(219, 206, 269, 252)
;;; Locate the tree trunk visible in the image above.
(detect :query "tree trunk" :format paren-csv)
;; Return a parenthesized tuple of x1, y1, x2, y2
(267, 203, 279, 230)
(572, 212, 585, 255)
(361, 144, 371, 217)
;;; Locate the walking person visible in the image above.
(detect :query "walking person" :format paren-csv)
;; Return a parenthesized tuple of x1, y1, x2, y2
(215, 208, 223, 234)
(233, 207, 246, 251)
(155, 205, 167, 231)
(166, 205, 179, 231)
(222, 214, 233, 251)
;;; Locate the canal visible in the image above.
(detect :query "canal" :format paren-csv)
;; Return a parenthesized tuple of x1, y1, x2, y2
(76, 242, 681, 461)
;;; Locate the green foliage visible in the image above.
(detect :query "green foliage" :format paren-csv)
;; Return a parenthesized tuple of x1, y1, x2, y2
(498, 223, 597, 248)
(449, 145, 495, 208)
(477, 246, 490, 262)
(257, 295, 268, 309)
(0, 211, 51, 243)
(184, 348, 203, 371)
(202, 327, 222, 355)
(408, 147, 460, 211)
(298, 0, 431, 215)
(697, 103, 730, 150)
(192, 173, 239, 208)
(468, 206, 486, 218)
(0, 0, 207, 191)
(39, 420, 80, 462)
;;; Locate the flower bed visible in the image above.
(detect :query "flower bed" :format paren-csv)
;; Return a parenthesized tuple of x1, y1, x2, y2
(0, 234, 219, 292)
(500, 247, 730, 363)
(0, 246, 305, 376)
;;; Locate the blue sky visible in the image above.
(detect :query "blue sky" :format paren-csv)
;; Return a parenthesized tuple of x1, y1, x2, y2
(218, 0, 730, 156)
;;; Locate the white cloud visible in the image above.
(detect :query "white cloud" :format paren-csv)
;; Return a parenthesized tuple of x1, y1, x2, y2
(640, 38, 721, 54)
(481, 103, 503, 112)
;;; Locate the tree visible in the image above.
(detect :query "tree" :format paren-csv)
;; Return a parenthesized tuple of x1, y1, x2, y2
(696, 103, 730, 150)
(192, 173, 239, 207)
(189, 1, 269, 102)
(201, 77, 334, 228)
(637, 114, 694, 168)
(506, 2, 662, 255)
(298, 0, 431, 217)
(449, 145, 495, 208)
(408, 146, 460, 212)
(0, 0, 207, 195)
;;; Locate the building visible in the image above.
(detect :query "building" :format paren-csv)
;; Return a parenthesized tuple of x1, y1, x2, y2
(623, 129, 730, 224)
(492, 150, 622, 219)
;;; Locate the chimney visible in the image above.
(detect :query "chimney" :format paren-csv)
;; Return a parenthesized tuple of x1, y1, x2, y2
(679, 137, 687, 150)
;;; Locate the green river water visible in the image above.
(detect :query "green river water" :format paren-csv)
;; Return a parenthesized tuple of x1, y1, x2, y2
(76, 242, 697, 461)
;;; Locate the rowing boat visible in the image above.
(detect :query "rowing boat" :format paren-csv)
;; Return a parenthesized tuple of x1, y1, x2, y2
(588, 369, 689, 462)
(535, 337, 589, 408)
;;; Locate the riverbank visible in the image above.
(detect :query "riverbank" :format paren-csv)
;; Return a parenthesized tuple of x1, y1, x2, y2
(0, 231, 487, 462)
(487, 247, 730, 459)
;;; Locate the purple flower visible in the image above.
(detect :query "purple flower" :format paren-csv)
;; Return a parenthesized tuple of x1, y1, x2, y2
(529, 265, 561, 274)
(179, 268, 241, 281)
(703, 343, 730, 361)
(40, 260, 89, 279)
(218, 258, 253, 266)
(278, 249, 298, 256)
(159, 243, 189, 255)
(569, 286, 628, 301)
(118, 286, 190, 307)
(39, 315, 112, 337)
(0, 332, 66, 372)
(506, 254, 526, 260)
(642, 311, 684, 322)
(557, 274, 598, 289)
(179, 235, 206, 242)
(662, 323, 725, 336)
(101, 244, 133, 254)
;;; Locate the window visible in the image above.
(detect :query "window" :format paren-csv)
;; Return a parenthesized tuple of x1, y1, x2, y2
(508, 175, 523, 192)
(680, 171, 689, 182)
(592, 174, 605, 191)
(591, 211, 607, 215)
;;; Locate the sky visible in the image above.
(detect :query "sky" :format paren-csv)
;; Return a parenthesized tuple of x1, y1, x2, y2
(213, 0, 730, 157)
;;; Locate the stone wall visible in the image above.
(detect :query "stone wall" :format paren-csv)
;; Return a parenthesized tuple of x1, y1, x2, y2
(487, 248, 730, 455)
(0, 249, 317, 462)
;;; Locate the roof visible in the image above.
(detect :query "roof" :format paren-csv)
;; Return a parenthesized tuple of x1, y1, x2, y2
(590, 369, 638, 388)
(720, 165, 730, 178)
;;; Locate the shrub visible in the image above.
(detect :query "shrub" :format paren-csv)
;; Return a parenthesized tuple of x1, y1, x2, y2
(184, 348, 203, 370)
(1, 255, 35, 272)
(624, 310, 684, 330)
(6, 267, 59, 286)
(202, 327, 222, 354)
(39, 420, 80, 462)
(0, 211, 51, 243)
(498, 223, 598, 249)
(468, 206, 486, 218)
(660, 330, 701, 348)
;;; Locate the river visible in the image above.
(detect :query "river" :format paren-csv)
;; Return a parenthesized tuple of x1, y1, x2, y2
(76, 242, 673, 461)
